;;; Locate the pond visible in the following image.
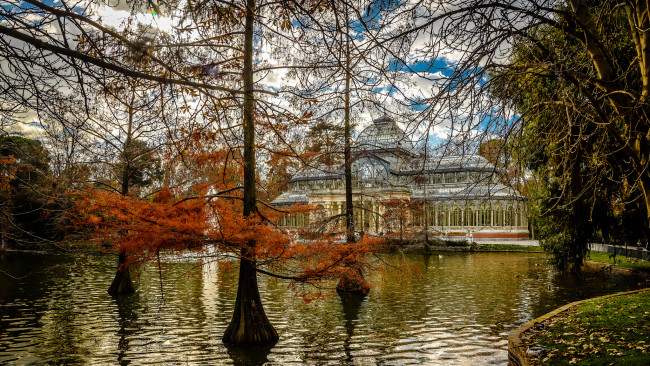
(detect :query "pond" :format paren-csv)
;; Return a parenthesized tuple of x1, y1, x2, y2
(0, 251, 646, 365)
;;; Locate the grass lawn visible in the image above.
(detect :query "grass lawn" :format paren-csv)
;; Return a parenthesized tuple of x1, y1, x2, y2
(588, 251, 650, 273)
(475, 243, 543, 252)
(522, 290, 650, 365)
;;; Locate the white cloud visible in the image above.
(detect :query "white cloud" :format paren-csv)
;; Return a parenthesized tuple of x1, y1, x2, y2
(90, 2, 176, 34)
(4, 121, 43, 138)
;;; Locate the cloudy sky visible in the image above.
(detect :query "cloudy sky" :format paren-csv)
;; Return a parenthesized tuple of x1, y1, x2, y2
(2, 0, 515, 152)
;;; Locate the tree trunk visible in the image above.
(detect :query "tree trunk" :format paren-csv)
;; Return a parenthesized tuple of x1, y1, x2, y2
(336, 267, 370, 294)
(222, 0, 278, 345)
(337, 5, 369, 295)
(222, 251, 278, 344)
(343, 23, 354, 245)
(639, 176, 650, 239)
(109, 103, 136, 295)
(107, 249, 135, 295)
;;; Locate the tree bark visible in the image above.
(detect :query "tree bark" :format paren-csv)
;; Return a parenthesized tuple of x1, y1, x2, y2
(223, 250, 278, 344)
(222, 0, 278, 345)
(107, 249, 135, 295)
(338, 5, 369, 295)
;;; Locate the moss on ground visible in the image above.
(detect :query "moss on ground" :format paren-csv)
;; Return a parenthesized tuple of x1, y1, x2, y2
(522, 290, 650, 365)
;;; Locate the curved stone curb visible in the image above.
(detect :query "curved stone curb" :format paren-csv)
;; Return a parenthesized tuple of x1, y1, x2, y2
(507, 287, 650, 366)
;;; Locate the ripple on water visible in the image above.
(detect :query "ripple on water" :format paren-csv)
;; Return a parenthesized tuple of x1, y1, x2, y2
(0, 251, 646, 365)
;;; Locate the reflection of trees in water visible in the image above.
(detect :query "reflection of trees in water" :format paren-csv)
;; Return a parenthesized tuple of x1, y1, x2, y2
(531, 264, 645, 317)
(214, 260, 240, 327)
(3, 251, 647, 364)
(140, 259, 218, 359)
(225, 343, 274, 365)
(114, 293, 140, 366)
(0, 252, 29, 306)
(21, 253, 108, 364)
(339, 292, 366, 364)
(40, 300, 85, 363)
(371, 253, 547, 338)
(422, 253, 431, 273)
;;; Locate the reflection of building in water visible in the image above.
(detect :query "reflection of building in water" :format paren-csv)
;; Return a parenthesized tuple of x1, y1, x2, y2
(271, 116, 529, 239)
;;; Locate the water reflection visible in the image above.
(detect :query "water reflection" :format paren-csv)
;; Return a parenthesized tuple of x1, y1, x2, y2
(0, 252, 646, 365)
(114, 294, 140, 366)
(339, 292, 367, 363)
(225, 344, 274, 365)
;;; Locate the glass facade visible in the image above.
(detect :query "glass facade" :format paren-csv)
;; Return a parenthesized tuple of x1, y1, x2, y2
(272, 116, 529, 238)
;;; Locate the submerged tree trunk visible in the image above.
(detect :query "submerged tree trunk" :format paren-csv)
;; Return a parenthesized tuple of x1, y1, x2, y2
(108, 249, 135, 295)
(336, 267, 370, 294)
(222, 0, 277, 345)
(222, 252, 278, 344)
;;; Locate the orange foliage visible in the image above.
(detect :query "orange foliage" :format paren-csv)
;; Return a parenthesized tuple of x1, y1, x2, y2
(70, 186, 209, 260)
(71, 184, 380, 293)
(68, 133, 382, 297)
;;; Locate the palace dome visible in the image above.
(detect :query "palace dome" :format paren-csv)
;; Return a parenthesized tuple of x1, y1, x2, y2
(356, 116, 413, 153)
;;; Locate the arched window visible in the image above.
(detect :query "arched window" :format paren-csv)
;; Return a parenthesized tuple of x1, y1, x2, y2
(494, 205, 503, 227)
(412, 203, 423, 227)
(514, 207, 520, 227)
(452, 206, 462, 226)
(427, 203, 435, 227)
(520, 206, 528, 226)
(464, 206, 475, 226)
(479, 203, 490, 226)
(363, 202, 372, 230)
(444, 173, 455, 183)
(437, 206, 447, 227)
(506, 204, 515, 226)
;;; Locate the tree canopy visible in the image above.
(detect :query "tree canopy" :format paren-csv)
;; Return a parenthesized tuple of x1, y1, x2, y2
(485, 0, 650, 267)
